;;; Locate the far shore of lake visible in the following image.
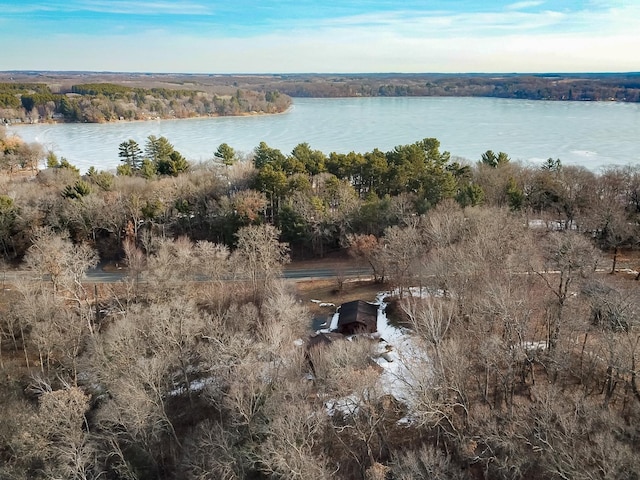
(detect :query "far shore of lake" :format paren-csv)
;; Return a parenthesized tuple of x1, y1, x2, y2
(2, 105, 293, 128)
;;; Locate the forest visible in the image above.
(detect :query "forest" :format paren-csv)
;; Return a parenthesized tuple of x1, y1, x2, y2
(0, 81, 291, 124)
(261, 72, 640, 102)
(1, 124, 640, 479)
(1, 71, 638, 128)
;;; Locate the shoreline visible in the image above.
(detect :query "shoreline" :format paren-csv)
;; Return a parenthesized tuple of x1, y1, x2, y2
(3, 93, 634, 128)
(2, 105, 293, 127)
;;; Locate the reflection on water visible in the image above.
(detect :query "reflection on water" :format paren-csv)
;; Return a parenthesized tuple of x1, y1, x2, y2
(9, 97, 640, 173)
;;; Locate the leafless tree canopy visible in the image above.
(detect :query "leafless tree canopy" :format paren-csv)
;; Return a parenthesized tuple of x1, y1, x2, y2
(2, 136, 640, 479)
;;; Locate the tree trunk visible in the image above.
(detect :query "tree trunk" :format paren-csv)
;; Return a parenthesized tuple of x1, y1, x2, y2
(603, 365, 617, 409)
(631, 354, 640, 403)
(579, 332, 588, 383)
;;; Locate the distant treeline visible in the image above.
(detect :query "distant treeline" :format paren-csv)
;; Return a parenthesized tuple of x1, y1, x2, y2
(2, 73, 638, 125)
(0, 82, 291, 123)
(257, 73, 640, 102)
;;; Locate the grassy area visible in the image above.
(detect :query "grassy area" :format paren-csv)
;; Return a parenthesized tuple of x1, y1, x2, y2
(295, 278, 382, 317)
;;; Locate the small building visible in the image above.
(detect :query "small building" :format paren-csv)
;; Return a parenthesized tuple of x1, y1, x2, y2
(335, 300, 378, 335)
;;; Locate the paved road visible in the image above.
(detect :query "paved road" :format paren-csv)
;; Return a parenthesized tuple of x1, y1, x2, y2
(1, 263, 373, 284)
(283, 265, 371, 279)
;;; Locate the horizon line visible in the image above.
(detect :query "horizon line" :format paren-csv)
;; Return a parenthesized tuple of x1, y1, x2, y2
(2, 70, 640, 77)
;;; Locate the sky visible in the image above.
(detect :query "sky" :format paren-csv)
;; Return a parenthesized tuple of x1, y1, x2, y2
(1, 0, 638, 73)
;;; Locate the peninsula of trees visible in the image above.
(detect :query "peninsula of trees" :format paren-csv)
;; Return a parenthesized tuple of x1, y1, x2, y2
(0, 79, 291, 124)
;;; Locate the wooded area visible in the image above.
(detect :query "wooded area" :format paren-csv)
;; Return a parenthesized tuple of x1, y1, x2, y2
(1, 124, 640, 479)
(0, 81, 291, 124)
(260, 72, 640, 102)
(1, 71, 638, 127)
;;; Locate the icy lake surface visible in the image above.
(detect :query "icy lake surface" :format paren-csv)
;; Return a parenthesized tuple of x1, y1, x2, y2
(9, 96, 640, 173)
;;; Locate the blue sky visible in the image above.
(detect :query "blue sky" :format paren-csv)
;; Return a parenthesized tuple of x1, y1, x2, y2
(1, 0, 638, 73)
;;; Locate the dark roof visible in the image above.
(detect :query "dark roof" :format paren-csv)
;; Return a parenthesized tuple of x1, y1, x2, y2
(336, 300, 378, 334)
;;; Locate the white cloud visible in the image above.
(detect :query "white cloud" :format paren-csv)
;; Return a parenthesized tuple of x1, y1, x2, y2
(291, 8, 570, 39)
(0, 4, 59, 14)
(310, 1, 640, 39)
(76, 0, 214, 15)
(506, 1, 545, 10)
(1, 1, 214, 16)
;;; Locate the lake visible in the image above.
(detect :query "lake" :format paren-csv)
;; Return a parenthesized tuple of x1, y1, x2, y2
(8, 97, 640, 173)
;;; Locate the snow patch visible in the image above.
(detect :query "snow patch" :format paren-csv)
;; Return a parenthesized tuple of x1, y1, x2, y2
(311, 299, 336, 307)
(325, 395, 361, 416)
(519, 340, 548, 351)
(168, 377, 217, 397)
(373, 290, 432, 406)
(311, 299, 336, 308)
(329, 311, 340, 331)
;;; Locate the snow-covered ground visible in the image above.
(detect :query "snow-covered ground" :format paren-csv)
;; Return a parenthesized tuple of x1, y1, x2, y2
(371, 291, 432, 407)
(316, 289, 433, 415)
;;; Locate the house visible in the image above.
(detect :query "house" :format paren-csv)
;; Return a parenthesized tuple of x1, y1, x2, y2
(335, 300, 378, 335)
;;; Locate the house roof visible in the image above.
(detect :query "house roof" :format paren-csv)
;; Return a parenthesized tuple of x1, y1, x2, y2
(336, 300, 378, 334)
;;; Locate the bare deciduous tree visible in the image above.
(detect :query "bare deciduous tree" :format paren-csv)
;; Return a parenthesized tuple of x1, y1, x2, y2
(192, 240, 233, 312)
(24, 227, 98, 298)
(90, 297, 212, 467)
(180, 420, 245, 480)
(390, 444, 466, 480)
(260, 281, 310, 349)
(257, 400, 333, 480)
(233, 224, 289, 300)
(346, 233, 385, 282)
(421, 198, 466, 249)
(13, 384, 94, 480)
(535, 231, 600, 350)
(377, 223, 424, 297)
